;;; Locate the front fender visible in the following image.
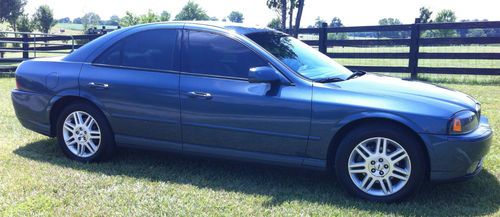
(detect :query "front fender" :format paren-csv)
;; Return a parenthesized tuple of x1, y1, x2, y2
(334, 111, 425, 135)
(306, 110, 432, 160)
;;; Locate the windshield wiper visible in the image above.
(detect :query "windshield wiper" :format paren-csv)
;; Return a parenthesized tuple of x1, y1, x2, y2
(346, 70, 367, 80)
(315, 77, 345, 83)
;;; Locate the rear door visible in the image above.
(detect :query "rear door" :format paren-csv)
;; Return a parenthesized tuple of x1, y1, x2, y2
(79, 29, 182, 151)
(179, 30, 312, 156)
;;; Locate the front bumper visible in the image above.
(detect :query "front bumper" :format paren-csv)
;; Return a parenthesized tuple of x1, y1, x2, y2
(421, 116, 493, 181)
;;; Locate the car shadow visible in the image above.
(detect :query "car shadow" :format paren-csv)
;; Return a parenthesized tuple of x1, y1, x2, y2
(14, 138, 500, 216)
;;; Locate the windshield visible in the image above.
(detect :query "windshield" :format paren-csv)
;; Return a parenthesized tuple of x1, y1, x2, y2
(246, 31, 353, 81)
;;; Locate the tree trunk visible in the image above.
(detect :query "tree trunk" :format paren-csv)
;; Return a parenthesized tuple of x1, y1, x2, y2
(289, 6, 294, 34)
(280, 0, 287, 30)
(293, 0, 304, 37)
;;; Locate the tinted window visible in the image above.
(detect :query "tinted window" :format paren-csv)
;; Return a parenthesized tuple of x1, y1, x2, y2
(184, 30, 267, 78)
(95, 29, 178, 71)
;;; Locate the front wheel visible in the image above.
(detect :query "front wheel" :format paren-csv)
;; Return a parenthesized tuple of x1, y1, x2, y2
(56, 101, 115, 162)
(335, 124, 426, 202)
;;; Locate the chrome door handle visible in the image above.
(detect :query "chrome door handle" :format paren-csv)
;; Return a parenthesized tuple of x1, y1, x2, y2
(88, 82, 109, 89)
(187, 91, 212, 99)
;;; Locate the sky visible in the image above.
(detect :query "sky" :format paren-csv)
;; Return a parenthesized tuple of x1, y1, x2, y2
(24, 0, 500, 27)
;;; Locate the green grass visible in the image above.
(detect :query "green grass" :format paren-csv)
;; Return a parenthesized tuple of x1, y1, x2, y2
(0, 77, 499, 216)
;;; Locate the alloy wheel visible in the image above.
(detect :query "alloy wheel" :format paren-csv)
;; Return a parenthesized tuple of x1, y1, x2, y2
(62, 111, 101, 158)
(348, 137, 411, 196)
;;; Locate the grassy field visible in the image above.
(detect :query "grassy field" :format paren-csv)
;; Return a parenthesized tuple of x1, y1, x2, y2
(0, 77, 498, 216)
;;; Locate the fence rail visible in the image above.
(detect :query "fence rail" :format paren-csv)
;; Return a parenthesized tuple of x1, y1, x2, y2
(0, 32, 99, 72)
(296, 19, 500, 78)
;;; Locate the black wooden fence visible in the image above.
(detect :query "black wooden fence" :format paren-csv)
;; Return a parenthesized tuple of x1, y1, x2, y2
(296, 19, 500, 78)
(0, 32, 99, 72)
(1, 20, 500, 78)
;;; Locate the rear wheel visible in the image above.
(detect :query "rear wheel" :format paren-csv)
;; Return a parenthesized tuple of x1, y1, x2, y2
(335, 124, 426, 202)
(56, 101, 115, 162)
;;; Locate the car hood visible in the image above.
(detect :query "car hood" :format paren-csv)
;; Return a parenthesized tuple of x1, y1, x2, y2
(333, 74, 478, 111)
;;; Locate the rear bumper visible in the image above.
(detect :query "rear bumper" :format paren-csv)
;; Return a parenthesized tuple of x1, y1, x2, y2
(422, 116, 493, 181)
(11, 89, 52, 137)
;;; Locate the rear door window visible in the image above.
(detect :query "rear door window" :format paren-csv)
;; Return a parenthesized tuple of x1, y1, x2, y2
(95, 29, 178, 71)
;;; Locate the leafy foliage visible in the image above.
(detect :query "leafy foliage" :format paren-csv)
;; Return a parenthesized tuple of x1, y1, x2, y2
(140, 10, 160, 23)
(81, 12, 101, 31)
(160, 11, 171, 22)
(15, 14, 34, 32)
(33, 5, 56, 33)
(314, 16, 326, 28)
(419, 7, 433, 23)
(0, 0, 27, 31)
(267, 17, 281, 29)
(329, 17, 343, 28)
(434, 9, 456, 23)
(433, 9, 457, 37)
(174, 1, 209, 21)
(228, 11, 244, 23)
(120, 11, 140, 27)
(107, 15, 120, 25)
(378, 18, 406, 38)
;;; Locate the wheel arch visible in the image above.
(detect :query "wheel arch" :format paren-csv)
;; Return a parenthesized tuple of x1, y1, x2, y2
(326, 117, 430, 179)
(48, 95, 108, 137)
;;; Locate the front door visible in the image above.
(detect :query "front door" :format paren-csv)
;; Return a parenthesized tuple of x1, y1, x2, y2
(180, 30, 312, 156)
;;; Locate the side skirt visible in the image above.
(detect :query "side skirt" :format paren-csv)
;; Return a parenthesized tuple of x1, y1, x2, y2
(115, 135, 327, 171)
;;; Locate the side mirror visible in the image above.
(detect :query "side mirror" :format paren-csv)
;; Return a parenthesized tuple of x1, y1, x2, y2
(248, 66, 281, 83)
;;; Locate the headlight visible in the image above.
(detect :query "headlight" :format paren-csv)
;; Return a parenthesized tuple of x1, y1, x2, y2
(449, 110, 479, 135)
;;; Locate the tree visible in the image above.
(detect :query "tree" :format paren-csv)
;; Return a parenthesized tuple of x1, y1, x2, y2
(327, 17, 346, 39)
(16, 14, 34, 32)
(267, 17, 281, 29)
(419, 7, 432, 23)
(329, 17, 343, 28)
(81, 12, 101, 30)
(467, 29, 487, 37)
(140, 9, 160, 23)
(174, 1, 209, 21)
(120, 11, 140, 27)
(314, 16, 326, 28)
(434, 9, 457, 37)
(33, 5, 56, 33)
(160, 11, 171, 21)
(58, 17, 71, 23)
(73, 17, 82, 24)
(0, 0, 27, 31)
(266, 0, 304, 36)
(106, 15, 120, 25)
(293, 0, 304, 37)
(378, 18, 403, 38)
(228, 11, 244, 23)
(266, 0, 289, 30)
(378, 17, 402, 26)
(434, 9, 456, 23)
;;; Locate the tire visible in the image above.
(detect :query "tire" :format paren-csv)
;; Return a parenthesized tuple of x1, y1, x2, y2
(56, 101, 115, 162)
(334, 123, 426, 202)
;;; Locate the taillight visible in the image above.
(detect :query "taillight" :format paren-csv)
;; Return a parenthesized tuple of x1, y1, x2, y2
(15, 78, 21, 90)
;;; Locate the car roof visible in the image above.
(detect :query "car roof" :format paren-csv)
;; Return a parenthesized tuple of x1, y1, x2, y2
(141, 21, 277, 35)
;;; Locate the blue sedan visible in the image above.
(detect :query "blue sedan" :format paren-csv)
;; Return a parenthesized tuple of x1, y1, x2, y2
(11, 22, 492, 202)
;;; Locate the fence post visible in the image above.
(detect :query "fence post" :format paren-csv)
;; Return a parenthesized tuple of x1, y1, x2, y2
(22, 33, 29, 59)
(318, 22, 328, 54)
(408, 18, 421, 80)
